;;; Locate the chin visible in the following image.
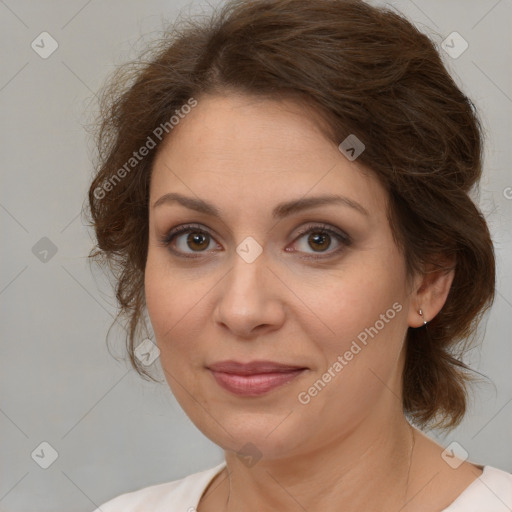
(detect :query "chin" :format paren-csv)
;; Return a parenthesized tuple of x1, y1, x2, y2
(195, 408, 308, 461)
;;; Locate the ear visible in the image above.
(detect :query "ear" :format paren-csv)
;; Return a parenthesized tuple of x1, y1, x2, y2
(407, 257, 455, 328)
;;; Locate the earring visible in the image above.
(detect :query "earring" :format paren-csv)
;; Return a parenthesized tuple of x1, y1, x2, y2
(418, 308, 427, 326)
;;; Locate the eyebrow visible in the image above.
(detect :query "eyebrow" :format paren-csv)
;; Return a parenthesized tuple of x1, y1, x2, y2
(152, 192, 369, 219)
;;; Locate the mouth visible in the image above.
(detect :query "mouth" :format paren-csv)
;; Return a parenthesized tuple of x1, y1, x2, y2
(207, 360, 308, 396)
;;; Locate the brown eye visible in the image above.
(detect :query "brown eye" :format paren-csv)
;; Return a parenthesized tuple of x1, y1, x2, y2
(160, 224, 219, 256)
(291, 224, 351, 259)
(307, 231, 332, 252)
(186, 232, 210, 251)
(160, 223, 351, 260)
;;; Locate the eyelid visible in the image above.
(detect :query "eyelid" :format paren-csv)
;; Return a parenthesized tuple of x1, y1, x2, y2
(288, 223, 352, 260)
(159, 222, 352, 258)
(158, 223, 219, 257)
(159, 223, 212, 246)
(293, 222, 351, 244)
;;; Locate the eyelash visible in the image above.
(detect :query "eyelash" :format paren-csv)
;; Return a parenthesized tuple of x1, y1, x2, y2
(158, 223, 352, 260)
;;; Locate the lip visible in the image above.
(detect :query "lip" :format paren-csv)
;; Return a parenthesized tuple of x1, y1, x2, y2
(207, 360, 307, 396)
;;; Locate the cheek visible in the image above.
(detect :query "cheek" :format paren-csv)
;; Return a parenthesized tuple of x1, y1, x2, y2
(297, 294, 407, 433)
(144, 259, 173, 336)
(144, 262, 202, 405)
(299, 252, 409, 417)
(308, 259, 407, 356)
(144, 258, 188, 352)
(144, 255, 212, 374)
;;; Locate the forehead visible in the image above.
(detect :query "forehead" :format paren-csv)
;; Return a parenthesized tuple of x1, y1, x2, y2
(150, 93, 386, 217)
(160, 93, 333, 159)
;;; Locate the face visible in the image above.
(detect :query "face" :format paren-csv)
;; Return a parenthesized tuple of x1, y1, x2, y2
(145, 93, 417, 461)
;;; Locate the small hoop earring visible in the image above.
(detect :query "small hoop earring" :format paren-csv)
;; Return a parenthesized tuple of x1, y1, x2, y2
(418, 308, 427, 326)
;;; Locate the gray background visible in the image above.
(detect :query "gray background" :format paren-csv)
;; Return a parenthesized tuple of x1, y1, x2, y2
(0, 1, 511, 511)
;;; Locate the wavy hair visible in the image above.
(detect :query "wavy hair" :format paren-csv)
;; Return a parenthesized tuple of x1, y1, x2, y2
(85, 0, 495, 430)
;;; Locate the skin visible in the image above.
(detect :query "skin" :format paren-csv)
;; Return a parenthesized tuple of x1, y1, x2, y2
(144, 92, 482, 511)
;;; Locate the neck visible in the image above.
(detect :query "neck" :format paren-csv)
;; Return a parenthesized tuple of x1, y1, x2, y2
(220, 415, 416, 512)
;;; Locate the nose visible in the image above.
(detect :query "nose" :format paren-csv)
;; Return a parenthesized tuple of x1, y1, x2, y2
(212, 247, 286, 339)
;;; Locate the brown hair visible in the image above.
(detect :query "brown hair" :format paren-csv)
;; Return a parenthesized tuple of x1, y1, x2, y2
(85, 0, 495, 430)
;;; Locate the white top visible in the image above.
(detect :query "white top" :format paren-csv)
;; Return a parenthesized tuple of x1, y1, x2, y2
(94, 462, 512, 511)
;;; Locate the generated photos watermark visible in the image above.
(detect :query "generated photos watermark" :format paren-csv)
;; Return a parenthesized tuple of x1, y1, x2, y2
(297, 301, 403, 405)
(93, 97, 198, 200)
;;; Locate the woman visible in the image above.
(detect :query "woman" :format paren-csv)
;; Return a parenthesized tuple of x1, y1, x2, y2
(87, 0, 512, 510)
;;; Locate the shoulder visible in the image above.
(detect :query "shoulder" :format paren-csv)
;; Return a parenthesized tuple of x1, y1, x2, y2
(92, 462, 226, 512)
(442, 465, 512, 511)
